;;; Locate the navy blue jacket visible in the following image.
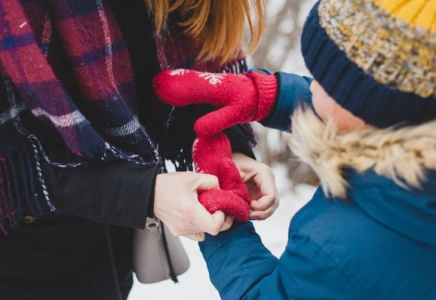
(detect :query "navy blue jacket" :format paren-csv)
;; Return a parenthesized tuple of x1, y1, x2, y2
(200, 72, 436, 299)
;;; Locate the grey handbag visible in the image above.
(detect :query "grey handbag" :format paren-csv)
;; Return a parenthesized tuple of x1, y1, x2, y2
(133, 217, 190, 283)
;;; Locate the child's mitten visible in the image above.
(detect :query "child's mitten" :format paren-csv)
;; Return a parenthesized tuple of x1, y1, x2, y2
(194, 133, 250, 222)
(153, 69, 277, 136)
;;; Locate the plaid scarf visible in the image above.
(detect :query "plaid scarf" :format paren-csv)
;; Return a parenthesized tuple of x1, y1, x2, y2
(0, 0, 158, 160)
(0, 0, 161, 231)
(0, 0, 250, 232)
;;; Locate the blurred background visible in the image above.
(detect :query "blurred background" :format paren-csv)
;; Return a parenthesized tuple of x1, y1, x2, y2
(247, 0, 318, 188)
(129, 1, 318, 299)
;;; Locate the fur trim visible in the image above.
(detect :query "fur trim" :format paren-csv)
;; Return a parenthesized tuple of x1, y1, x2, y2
(289, 109, 436, 198)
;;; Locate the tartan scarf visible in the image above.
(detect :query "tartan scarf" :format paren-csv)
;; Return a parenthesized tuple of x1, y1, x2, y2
(0, 0, 250, 232)
(0, 0, 158, 161)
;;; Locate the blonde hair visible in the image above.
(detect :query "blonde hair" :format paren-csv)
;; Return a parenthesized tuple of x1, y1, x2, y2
(145, 0, 266, 64)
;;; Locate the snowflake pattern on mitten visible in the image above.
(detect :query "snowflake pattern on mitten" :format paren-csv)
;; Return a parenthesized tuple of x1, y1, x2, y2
(198, 73, 225, 85)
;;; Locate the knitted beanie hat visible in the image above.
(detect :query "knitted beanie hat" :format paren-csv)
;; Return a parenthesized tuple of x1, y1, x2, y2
(301, 0, 436, 128)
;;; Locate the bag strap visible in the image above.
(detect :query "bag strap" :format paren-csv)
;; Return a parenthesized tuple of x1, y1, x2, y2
(159, 221, 179, 283)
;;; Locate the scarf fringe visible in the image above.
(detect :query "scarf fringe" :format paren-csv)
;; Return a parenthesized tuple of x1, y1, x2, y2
(0, 144, 47, 234)
(222, 58, 247, 75)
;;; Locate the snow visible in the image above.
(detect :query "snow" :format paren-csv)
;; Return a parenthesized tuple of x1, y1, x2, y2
(128, 165, 316, 300)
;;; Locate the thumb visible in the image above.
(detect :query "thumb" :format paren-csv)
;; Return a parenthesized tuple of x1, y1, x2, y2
(195, 105, 251, 136)
(194, 173, 220, 191)
(189, 202, 225, 236)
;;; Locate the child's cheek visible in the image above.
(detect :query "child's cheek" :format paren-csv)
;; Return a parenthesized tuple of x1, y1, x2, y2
(312, 89, 337, 123)
(312, 90, 366, 132)
(310, 80, 366, 132)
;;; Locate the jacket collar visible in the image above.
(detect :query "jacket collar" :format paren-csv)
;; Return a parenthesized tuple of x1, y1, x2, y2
(290, 109, 436, 247)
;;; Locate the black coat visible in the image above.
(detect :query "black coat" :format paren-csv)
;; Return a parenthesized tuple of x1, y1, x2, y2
(0, 1, 255, 299)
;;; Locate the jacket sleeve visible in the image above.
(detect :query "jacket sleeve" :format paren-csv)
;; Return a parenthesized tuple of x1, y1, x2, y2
(199, 221, 356, 300)
(41, 124, 254, 229)
(260, 72, 313, 132)
(42, 147, 157, 229)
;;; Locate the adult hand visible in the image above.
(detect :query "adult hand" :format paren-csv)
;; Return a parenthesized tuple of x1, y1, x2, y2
(153, 69, 278, 136)
(154, 172, 233, 241)
(232, 153, 279, 220)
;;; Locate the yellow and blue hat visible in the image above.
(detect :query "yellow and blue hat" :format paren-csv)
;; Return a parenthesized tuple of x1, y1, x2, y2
(301, 0, 436, 128)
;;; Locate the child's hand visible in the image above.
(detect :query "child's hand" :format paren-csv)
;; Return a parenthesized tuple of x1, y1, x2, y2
(153, 69, 278, 136)
(232, 153, 279, 220)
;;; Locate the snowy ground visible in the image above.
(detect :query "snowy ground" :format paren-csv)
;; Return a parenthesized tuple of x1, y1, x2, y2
(128, 164, 316, 300)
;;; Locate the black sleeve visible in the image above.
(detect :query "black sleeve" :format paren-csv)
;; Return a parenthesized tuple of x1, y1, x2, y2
(224, 125, 256, 160)
(42, 149, 157, 229)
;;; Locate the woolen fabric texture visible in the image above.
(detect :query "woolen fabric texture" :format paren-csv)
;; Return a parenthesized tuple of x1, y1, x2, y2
(194, 133, 251, 221)
(0, 0, 254, 232)
(153, 69, 278, 220)
(201, 175, 436, 299)
(0, 0, 256, 299)
(0, 0, 158, 232)
(153, 70, 278, 136)
(301, 0, 436, 128)
(199, 74, 436, 298)
(0, 0, 158, 160)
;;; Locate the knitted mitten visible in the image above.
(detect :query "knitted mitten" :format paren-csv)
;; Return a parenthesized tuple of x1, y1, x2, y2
(153, 69, 277, 221)
(153, 69, 277, 136)
(194, 133, 250, 222)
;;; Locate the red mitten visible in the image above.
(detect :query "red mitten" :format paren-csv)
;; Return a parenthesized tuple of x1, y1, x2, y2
(153, 69, 278, 136)
(194, 133, 250, 222)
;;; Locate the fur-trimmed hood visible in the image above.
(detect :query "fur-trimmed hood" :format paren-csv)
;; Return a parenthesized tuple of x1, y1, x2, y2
(289, 108, 436, 247)
(290, 109, 436, 199)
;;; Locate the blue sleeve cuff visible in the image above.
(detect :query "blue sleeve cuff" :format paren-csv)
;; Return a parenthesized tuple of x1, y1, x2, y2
(199, 221, 261, 260)
(199, 221, 278, 300)
(261, 72, 313, 132)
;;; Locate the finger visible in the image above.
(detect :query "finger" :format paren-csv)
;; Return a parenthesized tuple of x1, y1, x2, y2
(249, 171, 278, 209)
(183, 232, 206, 241)
(250, 192, 279, 218)
(189, 203, 224, 236)
(194, 173, 220, 191)
(210, 211, 227, 235)
(250, 195, 275, 211)
(195, 106, 245, 136)
(246, 185, 264, 202)
(220, 215, 234, 232)
(249, 200, 278, 220)
(250, 208, 275, 220)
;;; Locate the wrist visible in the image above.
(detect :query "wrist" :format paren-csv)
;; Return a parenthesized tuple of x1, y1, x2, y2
(261, 72, 313, 132)
(245, 72, 278, 121)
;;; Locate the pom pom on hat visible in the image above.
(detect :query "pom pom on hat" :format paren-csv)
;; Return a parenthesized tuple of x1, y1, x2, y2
(377, 0, 436, 32)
